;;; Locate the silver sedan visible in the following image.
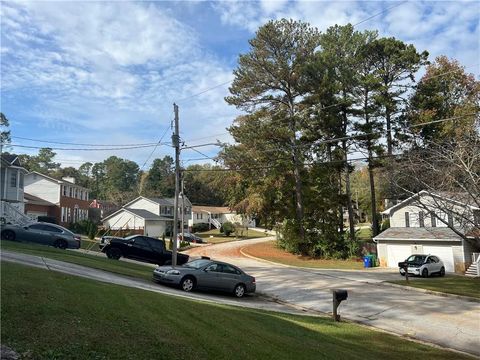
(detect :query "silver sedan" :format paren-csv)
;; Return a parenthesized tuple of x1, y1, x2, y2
(153, 258, 256, 298)
(0, 222, 81, 249)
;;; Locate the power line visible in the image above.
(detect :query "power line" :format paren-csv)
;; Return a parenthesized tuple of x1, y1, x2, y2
(10, 135, 162, 147)
(141, 125, 171, 170)
(4, 143, 166, 151)
(175, 79, 234, 103)
(353, 1, 409, 27)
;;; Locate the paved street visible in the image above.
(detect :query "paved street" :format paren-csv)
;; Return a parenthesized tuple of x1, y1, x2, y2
(185, 237, 480, 356)
(2, 241, 479, 356)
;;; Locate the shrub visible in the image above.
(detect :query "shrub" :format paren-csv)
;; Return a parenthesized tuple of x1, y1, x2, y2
(220, 221, 234, 236)
(192, 223, 210, 233)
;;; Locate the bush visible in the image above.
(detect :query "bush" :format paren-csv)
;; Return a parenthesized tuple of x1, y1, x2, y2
(192, 223, 210, 233)
(69, 220, 98, 237)
(220, 221, 234, 236)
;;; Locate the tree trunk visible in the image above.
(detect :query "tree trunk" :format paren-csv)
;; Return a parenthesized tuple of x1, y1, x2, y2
(386, 109, 393, 156)
(342, 139, 356, 241)
(338, 170, 344, 235)
(289, 103, 304, 241)
(364, 90, 379, 236)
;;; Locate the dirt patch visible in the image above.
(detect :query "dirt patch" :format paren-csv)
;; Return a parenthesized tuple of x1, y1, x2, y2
(242, 241, 364, 270)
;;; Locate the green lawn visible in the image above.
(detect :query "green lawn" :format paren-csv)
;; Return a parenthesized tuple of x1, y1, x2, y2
(197, 228, 269, 244)
(243, 241, 365, 270)
(356, 227, 372, 240)
(80, 238, 101, 252)
(1, 262, 470, 360)
(1, 240, 155, 281)
(390, 275, 480, 299)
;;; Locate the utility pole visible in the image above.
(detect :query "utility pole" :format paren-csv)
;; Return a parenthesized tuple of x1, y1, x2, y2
(172, 103, 180, 267)
(181, 175, 185, 244)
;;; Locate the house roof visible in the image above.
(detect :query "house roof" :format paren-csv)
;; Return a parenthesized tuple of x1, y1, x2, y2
(1, 154, 27, 171)
(24, 192, 56, 206)
(121, 195, 192, 209)
(373, 227, 463, 242)
(101, 207, 173, 222)
(192, 205, 233, 214)
(382, 190, 479, 216)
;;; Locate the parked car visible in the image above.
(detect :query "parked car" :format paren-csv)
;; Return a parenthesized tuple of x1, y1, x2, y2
(398, 254, 446, 277)
(0, 222, 81, 249)
(177, 232, 204, 244)
(99, 235, 189, 266)
(152, 257, 256, 298)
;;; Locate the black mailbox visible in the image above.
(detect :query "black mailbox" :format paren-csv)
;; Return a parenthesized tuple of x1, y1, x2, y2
(333, 289, 348, 302)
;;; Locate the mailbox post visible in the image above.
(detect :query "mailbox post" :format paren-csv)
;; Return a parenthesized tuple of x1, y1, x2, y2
(332, 289, 348, 322)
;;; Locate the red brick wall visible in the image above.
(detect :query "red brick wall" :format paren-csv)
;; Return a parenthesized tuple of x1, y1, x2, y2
(25, 204, 57, 217)
(59, 195, 91, 227)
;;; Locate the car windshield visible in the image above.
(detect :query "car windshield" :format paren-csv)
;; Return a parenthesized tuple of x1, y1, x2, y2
(124, 235, 138, 240)
(183, 259, 211, 269)
(406, 255, 427, 265)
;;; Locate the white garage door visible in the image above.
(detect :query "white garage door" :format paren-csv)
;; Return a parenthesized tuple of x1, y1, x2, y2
(386, 245, 412, 268)
(423, 246, 455, 273)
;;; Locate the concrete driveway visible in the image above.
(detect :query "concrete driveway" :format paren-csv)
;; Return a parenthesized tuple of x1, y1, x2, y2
(185, 237, 480, 357)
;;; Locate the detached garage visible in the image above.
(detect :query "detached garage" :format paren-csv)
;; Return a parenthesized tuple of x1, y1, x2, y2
(375, 228, 467, 273)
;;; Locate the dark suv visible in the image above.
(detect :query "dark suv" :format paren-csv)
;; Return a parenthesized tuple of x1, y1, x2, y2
(99, 235, 189, 266)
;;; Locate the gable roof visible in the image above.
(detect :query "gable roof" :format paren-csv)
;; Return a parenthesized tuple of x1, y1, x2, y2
(373, 227, 463, 242)
(192, 205, 233, 214)
(101, 207, 174, 222)
(382, 190, 479, 216)
(122, 195, 192, 209)
(1, 154, 27, 171)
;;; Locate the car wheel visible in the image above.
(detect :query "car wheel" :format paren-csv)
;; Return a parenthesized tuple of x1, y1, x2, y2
(234, 284, 246, 298)
(422, 268, 429, 278)
(180, 276, 195, 292)
(1, 230, 16, 241)
(54, 239, 68, 250)
(106, 247, 122, 260)
(439, 267, 445, 277)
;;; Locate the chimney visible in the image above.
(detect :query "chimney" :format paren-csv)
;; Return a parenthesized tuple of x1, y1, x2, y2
(62, 176, 76, 184)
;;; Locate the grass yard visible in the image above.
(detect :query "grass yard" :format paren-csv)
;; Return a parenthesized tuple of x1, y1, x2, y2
(356, 227, 372, 240)
(196, 228, 270, 244)
(1, 261, 470, 360)
(80, 238, 101, 252)
(242, 241, 365, 270)
(390, 275, 480, 299)
(1, 240, 155, 281)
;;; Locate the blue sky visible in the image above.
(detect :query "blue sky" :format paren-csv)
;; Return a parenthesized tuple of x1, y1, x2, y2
(1, 0, 479, 169)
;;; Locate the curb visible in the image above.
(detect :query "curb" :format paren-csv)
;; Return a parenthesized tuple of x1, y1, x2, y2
(382, 281, 480, 303)
(240, 247, 480, 303)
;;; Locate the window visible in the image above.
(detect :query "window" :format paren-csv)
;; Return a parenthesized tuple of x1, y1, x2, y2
(405, 212, 410, 227)
(63, 186, 67, 196)
(419, 211, 424, 227)
(221, 264, 241, 275)
(133, 237, 150, 250)
(67, 208, 71, 222)
(431, 213, 436, 227)
(43, 225, 63, 233)
(19, 173, 24, 189)
(473, 210, 480, 226)
(448, 213, 453, 227)
(80, 190, 83, 200)
(149, 239, 165, 252)
(69, 187, 73, 197)
(10, 172, 17, 187)
(61, 207, 65, 222)
(205, 263, 220, 272)
(29, 224, 44, 230)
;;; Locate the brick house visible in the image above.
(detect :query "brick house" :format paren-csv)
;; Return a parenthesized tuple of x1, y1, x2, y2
(24, 171, 90, 226)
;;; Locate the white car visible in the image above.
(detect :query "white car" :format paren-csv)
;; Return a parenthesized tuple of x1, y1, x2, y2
(398, 254, 446, 278)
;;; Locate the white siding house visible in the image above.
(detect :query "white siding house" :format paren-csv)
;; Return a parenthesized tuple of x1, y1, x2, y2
(102, 196, 192, 238)
(0, 155, 28, 222)
(188, 205, 256, 229)
(374, 191, 480, 273)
